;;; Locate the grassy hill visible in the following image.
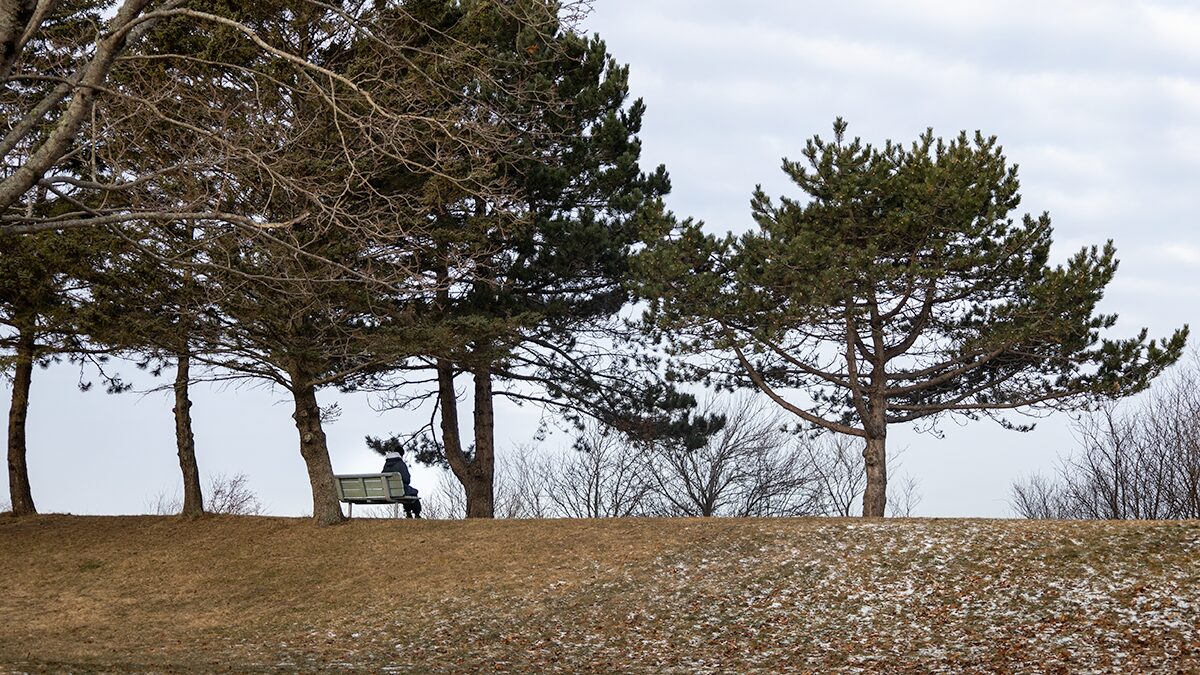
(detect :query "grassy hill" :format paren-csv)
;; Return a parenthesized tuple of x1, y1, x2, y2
(1, 514, 1198, 673)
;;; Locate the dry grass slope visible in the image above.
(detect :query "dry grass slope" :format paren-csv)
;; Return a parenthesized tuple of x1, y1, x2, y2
(1, 514, 1198, 673)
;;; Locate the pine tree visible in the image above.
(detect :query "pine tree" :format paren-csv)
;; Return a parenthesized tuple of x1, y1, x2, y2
(639, 120, 1188, 517)
(91, 0, 582, 526)
(83, 223, 212, 517)
(1, 227, 108, 515)
(357, 4, 703, 518)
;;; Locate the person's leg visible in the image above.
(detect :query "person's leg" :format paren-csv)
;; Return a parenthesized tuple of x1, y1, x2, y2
(404, 486, 421, 518)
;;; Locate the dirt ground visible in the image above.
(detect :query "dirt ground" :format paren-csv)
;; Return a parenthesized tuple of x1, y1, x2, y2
(1, 514, 1198, 673)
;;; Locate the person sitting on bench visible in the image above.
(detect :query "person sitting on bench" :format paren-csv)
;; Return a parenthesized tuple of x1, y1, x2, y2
(381, 448, 421, 518)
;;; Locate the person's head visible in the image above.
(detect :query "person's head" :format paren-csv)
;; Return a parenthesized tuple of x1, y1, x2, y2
(385, 450, 402, 459)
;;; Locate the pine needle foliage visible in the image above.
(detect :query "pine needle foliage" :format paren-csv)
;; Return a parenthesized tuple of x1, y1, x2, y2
(638, 119, 1188, 516)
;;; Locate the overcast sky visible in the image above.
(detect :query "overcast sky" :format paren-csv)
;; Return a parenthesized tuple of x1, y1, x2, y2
(3, 0, 1197, 518)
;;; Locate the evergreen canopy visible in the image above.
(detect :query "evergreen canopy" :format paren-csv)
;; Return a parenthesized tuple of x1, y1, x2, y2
(638, 119, 1188, 517)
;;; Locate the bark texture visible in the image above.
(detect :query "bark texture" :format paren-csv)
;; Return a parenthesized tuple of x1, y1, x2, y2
(861, 434, 888, 518)
(437, 359, 496, 518)
(289, 373, 344, 526)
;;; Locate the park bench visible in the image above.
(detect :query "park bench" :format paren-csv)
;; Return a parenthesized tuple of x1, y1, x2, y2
(334, 472, 420, 518)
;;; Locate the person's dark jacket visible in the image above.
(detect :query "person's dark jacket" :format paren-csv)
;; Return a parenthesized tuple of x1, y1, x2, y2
(381, 455, 411, 485)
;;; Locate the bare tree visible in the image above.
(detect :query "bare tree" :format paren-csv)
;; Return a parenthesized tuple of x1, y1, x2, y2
(148, 488, 178, 516)
(886, 472, 922, 518)
(420, 470, 468, 520)
(800, 434, 865, 517)
(495, 444, 556, 519)
(412, 433, 653, 520)
(1137, 363, 1200, 518)
(150, 472, 261, 516)
(205, 473, 263, 516)
(795, 434, 922, 517)
(409, 395, 926, 520)
(543, 426, 651, 518)
(638, 395, 822, 517)
(411, 447, 575, 522)
(1010, 472, 1071, 519)
(1011, 354, 1200, 519)
(534, 396, 922, 519)
(420, 444, 561, 519)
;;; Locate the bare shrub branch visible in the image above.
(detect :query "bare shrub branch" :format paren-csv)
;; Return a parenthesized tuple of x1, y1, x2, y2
(1012, 354, 1200, 519)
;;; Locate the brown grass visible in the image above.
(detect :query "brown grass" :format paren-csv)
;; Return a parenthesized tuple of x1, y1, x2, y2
(1, 514, 1198, 673)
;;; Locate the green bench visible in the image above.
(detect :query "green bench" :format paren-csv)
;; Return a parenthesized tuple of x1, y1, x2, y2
(334, 473, 421, 517)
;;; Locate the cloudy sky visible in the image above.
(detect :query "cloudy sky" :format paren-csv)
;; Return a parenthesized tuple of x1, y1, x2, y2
(3, 0, 1197, 518)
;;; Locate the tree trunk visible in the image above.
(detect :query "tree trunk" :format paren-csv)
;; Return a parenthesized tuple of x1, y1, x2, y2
(861, 432, 887, 518)
(437, 359, 470, 517)
(289, 373, 344, 526)
(0, 1, 39, 81)
(436, 359, 497, 519)
(467, 367, 496, 518)
(173, 351, 203, 517)
(6, 317, 35, 516)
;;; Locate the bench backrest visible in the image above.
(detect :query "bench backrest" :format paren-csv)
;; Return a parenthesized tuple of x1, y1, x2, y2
(334, 473, 411, 504)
